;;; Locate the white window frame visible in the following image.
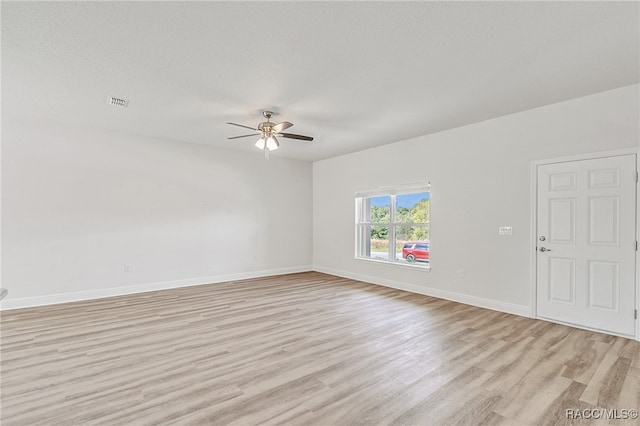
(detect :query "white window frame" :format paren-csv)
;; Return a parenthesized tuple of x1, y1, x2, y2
(355, 183, 430, 269)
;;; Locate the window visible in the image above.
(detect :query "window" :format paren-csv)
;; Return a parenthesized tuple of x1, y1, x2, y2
(355, 184, 430, 268)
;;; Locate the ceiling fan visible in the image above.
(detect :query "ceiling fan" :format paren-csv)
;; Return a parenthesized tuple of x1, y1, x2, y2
(227, 111, 313, 158)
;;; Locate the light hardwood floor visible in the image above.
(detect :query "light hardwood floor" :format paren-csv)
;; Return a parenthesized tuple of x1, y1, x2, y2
(1, 272, 639, 426)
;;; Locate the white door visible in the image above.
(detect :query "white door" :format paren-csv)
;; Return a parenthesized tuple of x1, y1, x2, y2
(536, 154, 637, 336)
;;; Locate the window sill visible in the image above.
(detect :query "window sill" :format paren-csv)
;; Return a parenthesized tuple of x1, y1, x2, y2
(354, 256, 431, 271)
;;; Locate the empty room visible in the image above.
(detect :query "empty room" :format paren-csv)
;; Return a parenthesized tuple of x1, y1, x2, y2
(1, 1, 639, 425)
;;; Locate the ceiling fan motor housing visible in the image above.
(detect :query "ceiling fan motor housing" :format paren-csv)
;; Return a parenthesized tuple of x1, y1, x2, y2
(259, 111, 274, 131)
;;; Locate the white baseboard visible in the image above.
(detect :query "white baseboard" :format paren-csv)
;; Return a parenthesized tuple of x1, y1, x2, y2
(0, 265, 313, 310)
(0, 264, 529, 318)
(313, 265, 531, 318)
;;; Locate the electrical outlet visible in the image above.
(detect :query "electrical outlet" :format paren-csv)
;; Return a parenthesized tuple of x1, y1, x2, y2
(124, 264, 132, 273)
(458, 269, 465, 278)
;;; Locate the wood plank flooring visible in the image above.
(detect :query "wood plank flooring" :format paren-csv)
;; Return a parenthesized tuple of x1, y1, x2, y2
(1, 272, 638, 425)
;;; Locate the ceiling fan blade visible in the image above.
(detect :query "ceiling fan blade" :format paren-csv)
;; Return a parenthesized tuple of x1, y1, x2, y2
(271, 121, 293, 133)
(278, 132, 314, 141)
(227, 122, 258, 131)
(228, 133, 260, 140)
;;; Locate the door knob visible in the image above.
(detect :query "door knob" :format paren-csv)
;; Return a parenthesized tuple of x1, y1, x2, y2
(539, 247, 552, 252)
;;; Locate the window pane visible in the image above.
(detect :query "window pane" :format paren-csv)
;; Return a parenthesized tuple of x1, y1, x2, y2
(395, 192, 430, 223)
(396, 224, 429, 241)
(395, 225, 429, 264)
(369, 196, 390, 223)
(370, 226, 389, 260)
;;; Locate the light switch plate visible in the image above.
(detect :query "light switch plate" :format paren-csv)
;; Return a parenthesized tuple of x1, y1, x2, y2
(499, 226, 513, 236)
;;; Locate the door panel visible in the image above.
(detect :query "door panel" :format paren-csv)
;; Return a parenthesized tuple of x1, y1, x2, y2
(589, 169, 619, 188)
(549, 172, 577, 191)
(587, 260, 618, 311)
(536, 154, 636, 336)
(549, 198, 576, 244)
(588, 196, 619, 245)
(548, 257, 575, 304)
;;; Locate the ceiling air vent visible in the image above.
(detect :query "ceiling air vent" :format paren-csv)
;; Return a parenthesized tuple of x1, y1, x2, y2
(107, 96, 129, 108)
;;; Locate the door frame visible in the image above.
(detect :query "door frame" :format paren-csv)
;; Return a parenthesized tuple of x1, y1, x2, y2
(530, 148, 639, 340)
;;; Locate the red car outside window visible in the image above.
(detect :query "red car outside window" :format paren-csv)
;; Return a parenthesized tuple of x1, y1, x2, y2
(402, 242, 430, 262)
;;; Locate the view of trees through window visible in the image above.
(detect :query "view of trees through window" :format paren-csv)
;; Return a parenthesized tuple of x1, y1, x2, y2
(356, 189, 430, 267)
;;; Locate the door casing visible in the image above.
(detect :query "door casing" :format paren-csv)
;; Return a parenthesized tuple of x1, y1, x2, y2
(530, 148, 639, 341)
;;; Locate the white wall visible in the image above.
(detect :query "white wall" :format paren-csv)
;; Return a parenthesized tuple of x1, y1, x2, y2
(1, 120, 313, 308)
(2, 85, 637, 312)
(313, 84, 639, 315)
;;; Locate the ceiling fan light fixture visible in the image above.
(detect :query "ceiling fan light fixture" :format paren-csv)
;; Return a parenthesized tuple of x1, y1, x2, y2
(255, 137, 266, 150)
(266, 135, 279, 151)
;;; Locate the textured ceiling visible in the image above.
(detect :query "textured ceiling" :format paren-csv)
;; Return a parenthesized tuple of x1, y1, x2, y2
(2, 2, 638, 161)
